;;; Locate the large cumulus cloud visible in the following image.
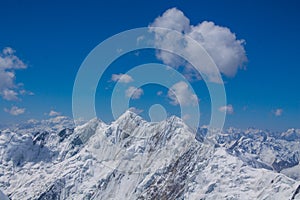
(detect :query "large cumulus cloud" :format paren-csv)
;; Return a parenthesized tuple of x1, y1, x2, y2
(150, 8, 247, 82)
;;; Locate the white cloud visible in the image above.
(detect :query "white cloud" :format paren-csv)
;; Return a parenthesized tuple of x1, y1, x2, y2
(182, 114, 191, 120)
(111, 74, 134, 83)
(2, 89, 18, 101)
(129, 107, 143, 114)
(168, 81, 198, 106)
(219, 104, 234, 114)
(49, 110, 61, 117)
(2, 47, 15, 55)
(4, 106, 25, 116)
(150, 8, 247, 82)
(19, 89, 34, 96)
(0, 47, 28, 101)
(274, 108, 283, 117)
(0, 47, 26, 70)
(116, 48, 123, 53)
(136, 36, 145, 44)
(125, 86, 144, 99)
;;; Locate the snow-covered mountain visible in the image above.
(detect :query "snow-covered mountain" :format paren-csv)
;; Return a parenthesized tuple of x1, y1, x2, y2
(0, 111, 299, 199)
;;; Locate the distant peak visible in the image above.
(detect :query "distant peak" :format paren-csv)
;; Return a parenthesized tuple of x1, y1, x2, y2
(83, 118, 102, 125)
(76, 117, 106, 131)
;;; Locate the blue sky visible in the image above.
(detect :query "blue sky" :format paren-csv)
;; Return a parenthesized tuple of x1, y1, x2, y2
(0, 0, 299, 131)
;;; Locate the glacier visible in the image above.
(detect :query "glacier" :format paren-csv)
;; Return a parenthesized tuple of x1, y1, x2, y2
(0, 111, 299, 199)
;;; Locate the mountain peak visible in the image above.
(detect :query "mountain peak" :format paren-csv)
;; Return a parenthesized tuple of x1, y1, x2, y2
(116, 110, 188, 127)
(114, 110, 145, 125)
(167, 114, 184, 122)
(119, 109, 141, 119)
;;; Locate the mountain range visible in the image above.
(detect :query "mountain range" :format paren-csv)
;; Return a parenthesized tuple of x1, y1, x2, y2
(0, 111, 299, 199)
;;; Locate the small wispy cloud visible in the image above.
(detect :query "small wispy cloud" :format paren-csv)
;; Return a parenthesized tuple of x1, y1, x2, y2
(20, 89, 34, 96)
(136, 36, 144, 44)
(49, 110, 61, 117)
(273, 108, 283, 117)
(125, 86, 143, 99)
(111, 74, 134, 83)
(4, 106, 25, 116)
(2, 89, 18, 101)
(157, 91, 163, 96)
(116, 48, 123, 53)
(219, 104, 234, 114)
(182, 114, 191, 121)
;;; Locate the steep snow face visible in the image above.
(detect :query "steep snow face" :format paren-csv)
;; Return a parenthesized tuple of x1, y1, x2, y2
(0, 112, 299, 200)
(188, 148, 299, 200)
(87, 111, 196, 174)
(282, 165, 300, 181)
(0, 189, 9, 200)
